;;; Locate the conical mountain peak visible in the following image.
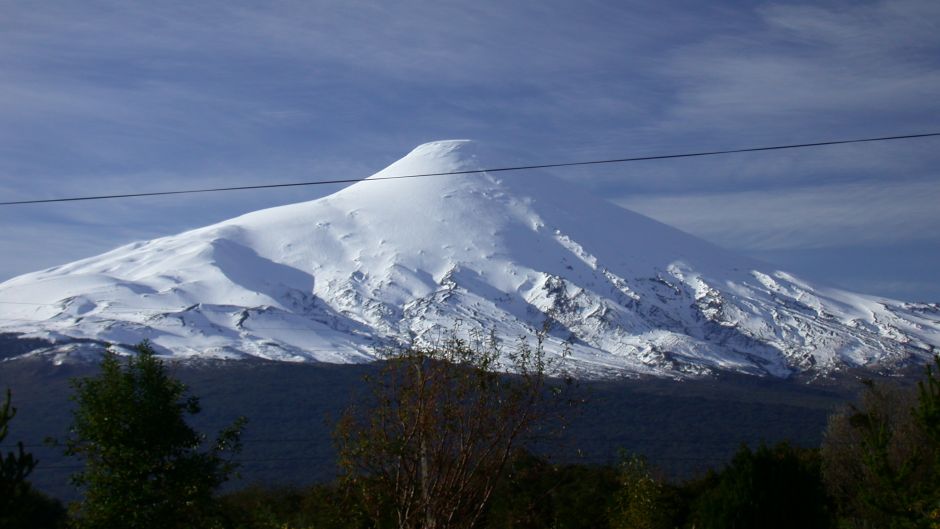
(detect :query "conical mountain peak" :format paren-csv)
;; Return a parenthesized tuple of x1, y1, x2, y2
(0, 142, 937, 377)
(367, 140, 487, 179)
(401, 139, 481, 165)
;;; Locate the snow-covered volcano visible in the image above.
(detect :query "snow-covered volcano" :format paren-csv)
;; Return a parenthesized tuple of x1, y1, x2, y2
(1, 140, 938, 377)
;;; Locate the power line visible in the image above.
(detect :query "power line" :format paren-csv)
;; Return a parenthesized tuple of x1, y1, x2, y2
(2, 132, 938, 206)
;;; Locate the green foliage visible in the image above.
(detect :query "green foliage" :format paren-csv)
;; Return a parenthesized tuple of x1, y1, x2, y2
(0, 388, 67, 529)
(688, 442, 834, 529)
(914, 356, 940, 527)
(217, 483, 367, 529)
(0, 484, 68, 529)
(65, 341, 246, 529)
(609, 453, 674, 529)
(483, 450, 619, 529)
(915, 357, 940, 439)
(822, 357, 940, 528)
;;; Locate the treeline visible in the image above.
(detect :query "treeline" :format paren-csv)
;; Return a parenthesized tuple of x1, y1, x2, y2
(216, 443, 829, 529)
(2, 338, 938, 529)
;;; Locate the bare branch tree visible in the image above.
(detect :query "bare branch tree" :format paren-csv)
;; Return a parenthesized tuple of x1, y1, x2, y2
(335, 329, 574, 529)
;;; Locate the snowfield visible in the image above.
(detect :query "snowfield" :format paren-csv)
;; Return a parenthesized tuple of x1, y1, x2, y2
(1, 140, 938, 377)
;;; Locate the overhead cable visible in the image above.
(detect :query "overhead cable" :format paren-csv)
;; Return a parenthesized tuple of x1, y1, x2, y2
(2, 131, 938, 206)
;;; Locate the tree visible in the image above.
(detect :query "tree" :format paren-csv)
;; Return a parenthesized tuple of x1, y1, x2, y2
(335, 330, 574, 529)
(483, 450, 620, 529)
(65, 341, 246, 529)
(217, 482, 368, 529)
(1, 388, 66, 529)
(821, 356, 940, 528)
(1, 388, 37, 501)
(913, 356, 940, 527)
(609, 453, 671, 529)
(688, 442, 834, 529)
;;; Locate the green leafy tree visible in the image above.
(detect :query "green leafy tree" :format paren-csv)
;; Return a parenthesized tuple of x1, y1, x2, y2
(822, 356, 940, 528)
(217, 482, 368, 529)
(913, 356, 940, 527)
(335, 330, 574, 529)
(483, 450, 619, 529)
(609, 453, 671, 529)
(689, 442, 834, 529)
(1, 388, 67, 529)
(65, 342, 245, 529)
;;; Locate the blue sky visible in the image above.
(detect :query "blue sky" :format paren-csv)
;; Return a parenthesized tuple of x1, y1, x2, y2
(1, 0, 938, 301)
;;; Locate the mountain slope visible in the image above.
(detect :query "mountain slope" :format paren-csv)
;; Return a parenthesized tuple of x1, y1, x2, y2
(1, 140, 937, 377)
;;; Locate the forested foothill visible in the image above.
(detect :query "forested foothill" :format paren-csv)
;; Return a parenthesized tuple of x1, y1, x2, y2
(0, 339, 937, 528)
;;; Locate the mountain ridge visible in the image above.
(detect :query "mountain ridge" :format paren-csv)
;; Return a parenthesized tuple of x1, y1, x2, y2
(1, 140, 937, 377)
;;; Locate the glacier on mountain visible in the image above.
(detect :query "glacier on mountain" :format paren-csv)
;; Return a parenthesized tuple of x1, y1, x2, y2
(0, 140, 937, 377)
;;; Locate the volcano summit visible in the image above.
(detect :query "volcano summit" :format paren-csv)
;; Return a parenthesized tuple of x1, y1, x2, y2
(1, 140, 937, 377)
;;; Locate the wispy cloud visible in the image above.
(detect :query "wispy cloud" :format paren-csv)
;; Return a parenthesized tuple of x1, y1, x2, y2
(659, 0, 940, 136)
(616, 179, 940, 251)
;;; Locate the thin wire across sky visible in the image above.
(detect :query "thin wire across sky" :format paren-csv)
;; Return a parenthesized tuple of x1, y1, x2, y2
(2, 131, 938, 206)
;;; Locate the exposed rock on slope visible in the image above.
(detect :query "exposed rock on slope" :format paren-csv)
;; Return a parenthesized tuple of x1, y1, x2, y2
(1, 140, 937, 377)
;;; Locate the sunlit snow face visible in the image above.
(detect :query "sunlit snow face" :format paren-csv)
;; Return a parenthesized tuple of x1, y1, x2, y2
(1, 140, 937, 377)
